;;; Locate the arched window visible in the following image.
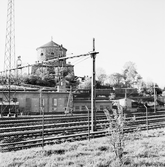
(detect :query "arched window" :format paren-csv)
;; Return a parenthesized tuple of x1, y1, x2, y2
(41, 53, 43, 56)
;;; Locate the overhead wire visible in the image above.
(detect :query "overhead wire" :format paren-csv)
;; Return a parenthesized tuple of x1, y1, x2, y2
(71, 56, 87, 64)
(73, 56, 90, 66)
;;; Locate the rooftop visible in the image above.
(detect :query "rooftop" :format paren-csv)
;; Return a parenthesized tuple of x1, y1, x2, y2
(36, 40, 67, 51)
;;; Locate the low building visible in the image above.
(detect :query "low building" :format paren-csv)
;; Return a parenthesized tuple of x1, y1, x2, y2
(0, 89, 70, 115)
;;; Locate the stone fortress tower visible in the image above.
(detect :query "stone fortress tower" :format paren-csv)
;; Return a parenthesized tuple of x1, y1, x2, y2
(32, 40, 74, 90)
(36, 40, 67, 63)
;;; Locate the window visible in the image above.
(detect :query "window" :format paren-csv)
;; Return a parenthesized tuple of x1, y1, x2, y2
(41, 99, 44, 107)
(52, 107, 57, 111)
(87, 106, 91, 110)
(106, 105, 110, 110)
(100, 105, 104, 110)
(41, 53, 43, 56)
(51, 52, 54, 55)
(53, 98, 57, 106)
(81, 106, 86, 111)
(75, 106, 80, 111)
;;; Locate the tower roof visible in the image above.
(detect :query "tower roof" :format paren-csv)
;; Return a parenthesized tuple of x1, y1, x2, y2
(36, 40, 67, 51)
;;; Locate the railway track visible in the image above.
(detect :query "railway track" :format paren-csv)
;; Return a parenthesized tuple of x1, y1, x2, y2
(0, 114, 106, 127)
(1, 121, 165, 152)
(0, 113, 165, 152)
(0, 119, 109, 133)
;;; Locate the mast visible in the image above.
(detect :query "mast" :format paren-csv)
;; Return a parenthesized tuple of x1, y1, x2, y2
(91, 38, 98, 131)
(2, 0, 16, 116)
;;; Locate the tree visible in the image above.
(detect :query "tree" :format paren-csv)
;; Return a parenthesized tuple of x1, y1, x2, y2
(65, 74, 79, 89)
(108, 73, 124, 88)
(23, 64, 76, 88)
(78, 76, 91, 89)
(96, 67, 107, 85)
(122, 61, 142, 88)
(104, 104, 125, 166)
(139, 81, 162, 96)
(24, 74, 56, 87)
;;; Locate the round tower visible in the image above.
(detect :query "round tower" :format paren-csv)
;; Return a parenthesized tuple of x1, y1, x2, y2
(36, 40, 67, 62)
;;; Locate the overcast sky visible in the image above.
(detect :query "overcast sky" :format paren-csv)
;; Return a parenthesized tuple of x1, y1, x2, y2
(0, 0, 165, 87)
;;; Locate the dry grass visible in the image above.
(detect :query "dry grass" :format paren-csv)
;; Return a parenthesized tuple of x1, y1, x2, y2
(1, 128, 165, 167)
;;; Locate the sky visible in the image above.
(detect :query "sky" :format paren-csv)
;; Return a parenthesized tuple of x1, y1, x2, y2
(0, 0, 165, 88)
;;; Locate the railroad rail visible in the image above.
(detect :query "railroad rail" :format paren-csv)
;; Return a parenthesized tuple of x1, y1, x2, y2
(1, 121, 165, 152)
(0, 113, 165, 152)
(0, 116, 107, 128)
(0, 113, 97, 120)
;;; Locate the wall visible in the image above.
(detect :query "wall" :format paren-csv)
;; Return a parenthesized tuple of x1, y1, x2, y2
(37, 47, 67, 63)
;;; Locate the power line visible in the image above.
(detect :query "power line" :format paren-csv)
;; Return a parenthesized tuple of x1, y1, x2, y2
(70, 56, 85, 64)
(72, 56, 90, 66)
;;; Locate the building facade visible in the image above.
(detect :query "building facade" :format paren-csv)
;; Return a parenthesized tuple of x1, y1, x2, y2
(0, 90, 70, 115)
(73, 99, 112, 114)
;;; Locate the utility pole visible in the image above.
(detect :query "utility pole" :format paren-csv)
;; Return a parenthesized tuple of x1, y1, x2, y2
(144, 103, 148, 132)
(91, 38, 98, 132)
(124, 88, 127, 112)
(39, 88, 45, 149)
(154, 82, 156, 113)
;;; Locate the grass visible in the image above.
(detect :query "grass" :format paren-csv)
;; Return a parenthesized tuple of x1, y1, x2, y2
(1, 128, 165, 167)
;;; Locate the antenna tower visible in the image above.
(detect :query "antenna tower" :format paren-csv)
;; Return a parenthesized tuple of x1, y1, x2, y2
(4, 0, 15, 73)
(1, 0, 16, 116)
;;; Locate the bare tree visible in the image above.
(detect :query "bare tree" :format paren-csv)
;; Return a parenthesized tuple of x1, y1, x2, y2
(96, 67, 107, 85)
(108, 73, 124, 87)
(122, 61, 142, 88)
